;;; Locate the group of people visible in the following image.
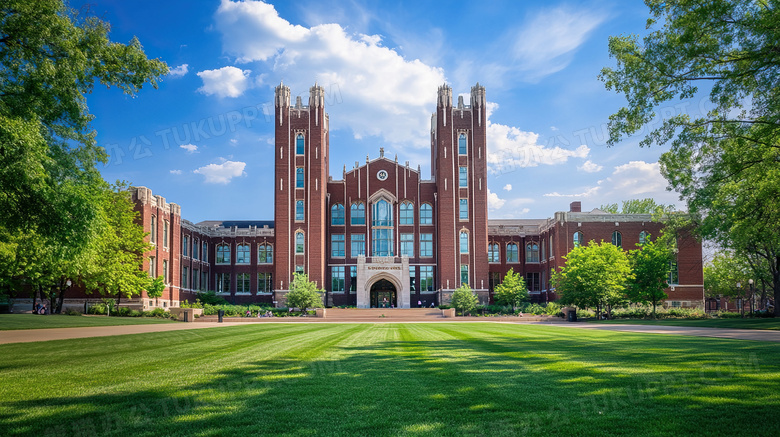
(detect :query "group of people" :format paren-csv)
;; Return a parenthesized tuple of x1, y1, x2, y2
(34, 303, 47, 315)
(244, 309, 274, 317)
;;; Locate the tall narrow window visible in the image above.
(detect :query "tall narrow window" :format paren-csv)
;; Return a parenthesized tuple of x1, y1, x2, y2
(258, 273, 273, 293)
(162, 260, 168, 283)
(295, 232, 305, 254)
(193, 268, 199, 290)
(460, 231, 469, 254)
(401, 233, 414, 257)
(420, 233, 433, 257)
(526, 272, 540, 292)
(420, 266, 434, 291)
(526, 243, 539, 263)
(183, 235, 189, 257)
(236, 243, 250, 264)
(351, 202, 365, 225)
(217, 244, 230, 264)
(458, 133, 467, 155)
(488, 243, 500, 263)
(549, 235, 554, 258)
(460, 265, 469, 286)
(149, 256, 156, 277)
(541, 239, 546, 259)
(459, 166, 468, 187)
(372, 199, 393, 256)
(258, 244, 273, 263)
(331, 204, 345, 225)
(193, 238, 199, 260)
(296, 167, 304, 188)
(236, 273, 250, 293)
(202, 241, 208, 261)
(459, 199, 468, 220)
(639, 230, 649, 245)
(349, 266, 357, 293)
(400, 201, 414, 225)
(507, 243, 519, 263)
(351, 234, 365, 257)
(150, 215, 157, 245)
(331, 266, 345, 292)
(296, 134, 304, 154)
(573, 231, 584, 248)
(612, 231, 622, 248)
(420, 203, 433, 225)
(296, 200, 304, 221)
(409, 266, 416, 292)
(163, 220, 169, 249)
(217, 273, 230, 294)
(331, 234, 345, 257)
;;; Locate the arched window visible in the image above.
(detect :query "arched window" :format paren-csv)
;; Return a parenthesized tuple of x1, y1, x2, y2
(488, 243, 500, 263)
(295, 232, 305, 254)
(573, 231, 584, 248)
(350, 202, 365, 225)
(372, 199, 393, 256)
(331, 204, 345, 225)
(639, 230, 649, 245)
(295, 200, 304, 221)
(236, 243, 250, 264)
(420, 203, 433, 225)
(296, 134, 304, 154)
(400, 201, 414, 225)
(526, 242, 539, 263)
(460, 231, 469, 254)
(612, 231, 622, 248)
(458, 133, 467, 155)
(216, 244, 230, 264)
(507, 243, 519, 263)
(258, 244, 273, 264)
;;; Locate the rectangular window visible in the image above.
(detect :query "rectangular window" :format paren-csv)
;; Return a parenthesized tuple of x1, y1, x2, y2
(331, 266, 345, 292)
(193, 238, 199, 260)
(258, 245, 273, 263)
(372, 229, 393, 257)
(420, 204, 433, 225)
(331, 234, 345, 257)
(150, 215, 156, 245)
(420, 234, 433, 257)
(409, 266, 416, 292)
(296, 167, 304, 188)
(350, 266, 357, 293)
(202, 242, 208, 262)
(295, 265, 304, 274)
(217, 273, 230, 294)
(401, 233, 414, 257)
(149, 256, 156, 277)
(460, 265, 469, 287)
(193, 268, 199, 290)
(460, 231, 469, 254)
(420, 266, 434, 291)
(258, 272, 273, 293)
(351, 234, 365, 257)
(489, 272, 500, 292)
(217, 245, 230, 264)
(236, 244, 250, 264)
(182, 266, 189, 289)
(669, 258, 679, 285)
(163, 220, 169, 249)
(459, 166, 468, 187)
(162, 260, 168, 283)
(236, 273, 250, 293)
(201, 271, 208, 290)
(459, 199, 468, 220)
(488, 243, 500, 263)
(183, 235, 189, 257)
(296, 200, 304, 221)
(526, 272, 540, 292)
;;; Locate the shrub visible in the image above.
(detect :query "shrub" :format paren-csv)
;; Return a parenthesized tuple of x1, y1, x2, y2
(544, 302, 563, 316)
(87, 303, 107, 315)
(63, 308, 81, 316)
(714, 310, 743, 319)
(194, 291, 228, 306)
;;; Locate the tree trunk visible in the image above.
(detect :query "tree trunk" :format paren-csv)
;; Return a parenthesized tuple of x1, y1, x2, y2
(56, 280, 66, 314)
(773, 259, 780, 318)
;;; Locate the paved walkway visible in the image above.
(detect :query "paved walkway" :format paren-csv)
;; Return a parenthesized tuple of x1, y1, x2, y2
(2, 319, 779, 344)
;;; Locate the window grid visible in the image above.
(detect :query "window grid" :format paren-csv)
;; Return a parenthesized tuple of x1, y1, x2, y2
(420, 233, 433, 257)
(331, 204, 345, 225)
(217, 244, 230, 264)
(236, 244, 250, 264)
(420, 204, 433, 225)
(351, 234, 366, 257)
(401, 233, 414, 257)
(351, 202, 366, 225)
(331, 234, 345, 257)
(331, 266, 345, 292)
(507, 243, 519, 263)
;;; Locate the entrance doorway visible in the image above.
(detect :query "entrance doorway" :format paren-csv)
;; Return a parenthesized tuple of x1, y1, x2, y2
(370, 279, 397, 308)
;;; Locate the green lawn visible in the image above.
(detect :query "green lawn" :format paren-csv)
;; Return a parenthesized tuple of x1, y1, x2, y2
(590, 317, 780, 331)
(0, 314, 176, 330)
(1, 323, 778, 436)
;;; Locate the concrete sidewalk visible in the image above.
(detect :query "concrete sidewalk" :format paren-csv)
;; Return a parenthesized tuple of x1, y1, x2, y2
(523, 321, 780, 342)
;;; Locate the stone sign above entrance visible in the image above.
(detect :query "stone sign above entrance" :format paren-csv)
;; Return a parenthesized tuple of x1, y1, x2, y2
(355, 255, 410, 308)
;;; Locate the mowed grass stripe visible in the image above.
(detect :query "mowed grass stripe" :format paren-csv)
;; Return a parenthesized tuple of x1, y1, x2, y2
(1, 323, 779, 436)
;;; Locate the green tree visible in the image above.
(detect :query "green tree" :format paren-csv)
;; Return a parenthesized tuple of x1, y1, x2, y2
(554, 241, 633, 318)
(599, 198, 674, 215)
(286, 273, 323, 313)
(0, 0, 167, 290)
(627, 235, 673, 318)
(600, 0, 780, 316)
(493, 268, 528, 312)
(451, 283, 479, 316)
(146, 276, 166, 308)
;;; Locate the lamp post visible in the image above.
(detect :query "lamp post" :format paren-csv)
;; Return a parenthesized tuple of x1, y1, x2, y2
(736, 282, 743, 318)
(748, 279, 754, 317)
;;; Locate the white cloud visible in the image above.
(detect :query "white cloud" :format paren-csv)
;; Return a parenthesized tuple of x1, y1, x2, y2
(230, 138, 238, 145)
(487, 190, 505, 210)
(578, 160, 603, 173)
(170, 169, 182, 175)
(486, 103, 589, 173)
(213, 0, 445, 149)
(503, 184, 512, 191)
(180, 144, 198, 153)
(512, 6, 607, 81)
(197, 66, 251, 98)
(193, 159, 247, 184)
(168, 64, 189, 77)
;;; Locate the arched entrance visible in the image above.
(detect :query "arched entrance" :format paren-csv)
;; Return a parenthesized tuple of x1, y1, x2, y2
(370, 279, 397, 308)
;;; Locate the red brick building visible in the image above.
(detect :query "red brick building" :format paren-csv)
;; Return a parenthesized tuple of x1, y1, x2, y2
(124, 83, 704, 310)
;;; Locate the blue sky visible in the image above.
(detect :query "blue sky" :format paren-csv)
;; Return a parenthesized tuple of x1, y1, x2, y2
(81, 0, 697, 223)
